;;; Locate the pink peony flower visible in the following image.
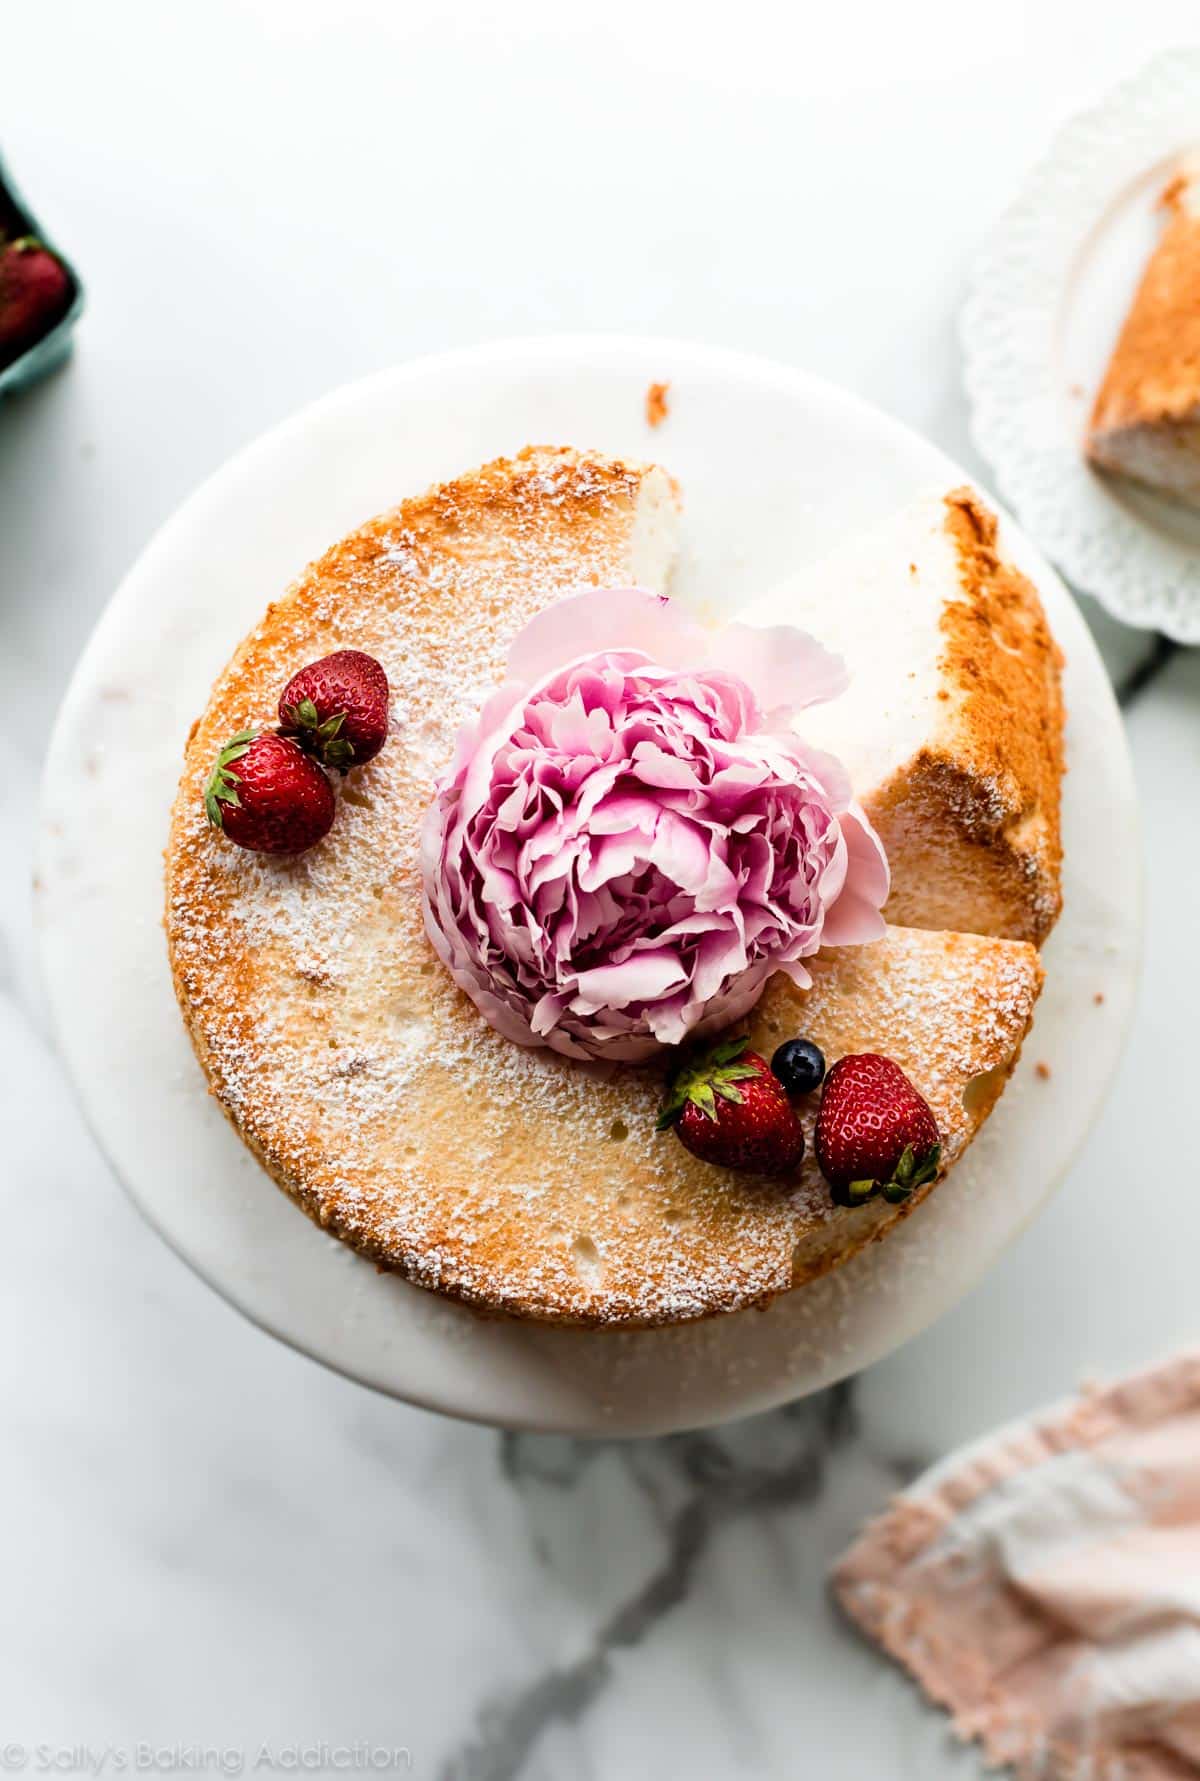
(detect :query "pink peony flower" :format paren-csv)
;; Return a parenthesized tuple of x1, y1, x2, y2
(421, 588, 889, 1062)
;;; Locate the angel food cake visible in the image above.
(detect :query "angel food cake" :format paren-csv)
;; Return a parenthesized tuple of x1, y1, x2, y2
(166, 446, 1061, 1327)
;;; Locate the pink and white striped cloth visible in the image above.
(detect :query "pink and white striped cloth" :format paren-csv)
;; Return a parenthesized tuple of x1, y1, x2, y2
(834, 1353, 1200, 1779)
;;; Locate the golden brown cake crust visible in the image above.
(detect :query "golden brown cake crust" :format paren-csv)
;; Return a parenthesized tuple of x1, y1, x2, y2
(1087, 176, 1200, 499)
(1089, 188, 1200, 435)
(166, 450, 1045, 1328)
(872, 491, 1065, 947)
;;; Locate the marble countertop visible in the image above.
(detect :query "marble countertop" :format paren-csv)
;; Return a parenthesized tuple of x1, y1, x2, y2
(4, 4, 1198, 1775)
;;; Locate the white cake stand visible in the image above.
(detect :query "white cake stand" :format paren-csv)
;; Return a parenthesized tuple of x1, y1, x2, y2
(36, 337, 1141, 1435)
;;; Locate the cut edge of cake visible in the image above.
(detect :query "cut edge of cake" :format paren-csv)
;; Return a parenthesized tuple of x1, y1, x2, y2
(743, 485, 1065, 948)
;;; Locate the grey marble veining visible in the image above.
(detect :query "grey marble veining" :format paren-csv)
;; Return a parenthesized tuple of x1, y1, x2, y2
(449, 1393, 858, 1781)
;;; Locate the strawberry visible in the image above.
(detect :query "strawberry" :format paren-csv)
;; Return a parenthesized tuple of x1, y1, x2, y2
(204, 731, 335, 854)
(814, 1054, 940, 1208)
(0, 236, 72, 369)
(279, 649, 389, 772)
(657, 1033, 805, 1172)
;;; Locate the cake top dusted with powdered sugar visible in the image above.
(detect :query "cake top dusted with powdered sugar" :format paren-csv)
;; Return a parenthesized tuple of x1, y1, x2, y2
(166, 447, 1045, 1327)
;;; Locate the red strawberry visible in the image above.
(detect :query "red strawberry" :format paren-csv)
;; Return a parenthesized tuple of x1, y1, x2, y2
(0, 236, 72, 369)
(204, 731, 335, 854)
(657, 1034, 805, 1173)
(815, 1054, 941, 1208)
(279, 649, 389, 772)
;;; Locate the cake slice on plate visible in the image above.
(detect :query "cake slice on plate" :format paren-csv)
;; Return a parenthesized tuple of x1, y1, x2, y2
(744, 487, 1064, 945)
(1087, 157, 1200, 504)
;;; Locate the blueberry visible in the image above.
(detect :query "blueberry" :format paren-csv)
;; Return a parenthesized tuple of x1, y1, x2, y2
(771, 1038, 826, 1097)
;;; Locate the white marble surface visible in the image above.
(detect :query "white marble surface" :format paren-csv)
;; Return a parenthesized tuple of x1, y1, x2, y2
(3, 3, 1198, 1775)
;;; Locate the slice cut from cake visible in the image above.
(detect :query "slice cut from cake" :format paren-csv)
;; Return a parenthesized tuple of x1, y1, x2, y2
(1087, 158, 1200, 504)
(166, 449, 1045, 1328)
(742, 487, 1064, 946)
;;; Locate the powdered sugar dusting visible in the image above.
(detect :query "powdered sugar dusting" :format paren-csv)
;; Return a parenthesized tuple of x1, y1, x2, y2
(166, 448, 1044, 1327)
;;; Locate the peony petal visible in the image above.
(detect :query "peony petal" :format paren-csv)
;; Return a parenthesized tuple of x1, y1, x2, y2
(586, 792, 661, 837)
(507, 587, 704, 685)
(577, 833, 642, 892)
(820, 803, 890, 946)
(718, 621, 849, 717)
(645, 810, 712, 896)
(572, 950, 688, 1009)
(630, 739, 704, 790)
(690, 923, 749, 1003)
(643, 994, 697, 1047)
(530, 991, 568, 1037)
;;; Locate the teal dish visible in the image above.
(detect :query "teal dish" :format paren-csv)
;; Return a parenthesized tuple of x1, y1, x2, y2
(0, 150, 84, 399)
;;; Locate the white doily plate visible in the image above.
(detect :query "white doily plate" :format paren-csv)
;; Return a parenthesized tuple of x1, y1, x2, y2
(963, 48, 1200, 643)
(37, 337, 1139, 1435)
